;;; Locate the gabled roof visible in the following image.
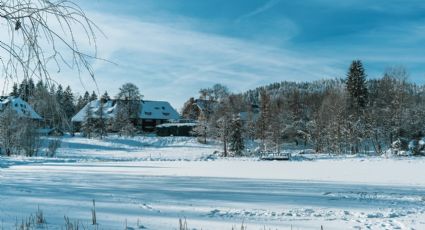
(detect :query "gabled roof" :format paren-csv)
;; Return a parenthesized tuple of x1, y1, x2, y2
(71, 99, 180, 122)
(141, 100, 180, 120)
(0, 96, 42, 119)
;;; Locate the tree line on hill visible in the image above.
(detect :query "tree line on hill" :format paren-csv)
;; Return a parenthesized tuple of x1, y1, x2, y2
(8, 79, 112, 131)
(0, 79, 145, 156)
(184, 61, 425, 156)
(2, 60, 425, 157)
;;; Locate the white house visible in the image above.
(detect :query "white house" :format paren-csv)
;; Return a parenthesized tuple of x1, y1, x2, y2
(0, 96, 42, 120)
(71, 99, 180, 132)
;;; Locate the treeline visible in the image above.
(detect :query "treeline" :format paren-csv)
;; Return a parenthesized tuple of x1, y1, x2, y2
(9, 79, 110, 130)
(0, 79, 110, 156)
(185, 61, 425, 156)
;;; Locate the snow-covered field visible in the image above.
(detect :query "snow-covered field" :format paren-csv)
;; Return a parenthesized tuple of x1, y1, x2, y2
(1, 136, 425, 229)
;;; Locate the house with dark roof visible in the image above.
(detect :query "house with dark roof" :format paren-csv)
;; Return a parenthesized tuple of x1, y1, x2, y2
(71, 99, 180, 132)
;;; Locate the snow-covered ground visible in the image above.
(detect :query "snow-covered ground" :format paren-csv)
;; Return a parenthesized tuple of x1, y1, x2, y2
(1, 135, 425, 229)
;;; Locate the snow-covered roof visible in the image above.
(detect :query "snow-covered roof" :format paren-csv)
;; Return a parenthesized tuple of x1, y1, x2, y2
(72, 99, 180, 122)
(141, 100, 179, 120)
(0, 96, 42, 119)
(156, 122, 197, 128)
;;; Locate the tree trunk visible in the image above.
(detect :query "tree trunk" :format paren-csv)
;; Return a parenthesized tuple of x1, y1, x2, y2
(223, 138, 227, 157)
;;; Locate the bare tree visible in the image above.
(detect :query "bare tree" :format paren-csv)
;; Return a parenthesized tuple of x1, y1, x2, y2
(0, 0, 101, 89)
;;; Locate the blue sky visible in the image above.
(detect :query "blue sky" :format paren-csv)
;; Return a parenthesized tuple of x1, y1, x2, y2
(63, 0, 425, 108)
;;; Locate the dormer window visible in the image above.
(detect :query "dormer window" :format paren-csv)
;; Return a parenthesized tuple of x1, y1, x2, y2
(145, 112, 152, 115)
(162, 112, 170, 116)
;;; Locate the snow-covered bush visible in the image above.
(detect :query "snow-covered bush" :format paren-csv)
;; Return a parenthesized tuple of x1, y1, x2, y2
(386, 138, 410, 156)
(408, 137, 425, 156)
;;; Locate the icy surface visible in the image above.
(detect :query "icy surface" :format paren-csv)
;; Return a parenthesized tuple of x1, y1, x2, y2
(1, 136, 425, 229)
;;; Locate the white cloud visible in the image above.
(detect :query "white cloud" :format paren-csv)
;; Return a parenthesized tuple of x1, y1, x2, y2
(46, 11, 344, 108)
(236, 0, 281, 23)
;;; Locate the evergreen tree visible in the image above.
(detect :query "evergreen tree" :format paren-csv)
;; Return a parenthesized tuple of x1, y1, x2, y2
(18, 79, 31, 101)
(346, 60, 368, 110)
(90, 91, 98, 101)
(56, 84, 64, 104)
(83, 91, 90, 104)
(62, 86, 76, 119)
(10, 83, 19, 97)
(100, 91, 110, 103)
(28, 78, 35, 95)
(346, 60, 368, 153)
(76, 95, 86, 112)
(229, 115, 244, 156)
(49, 84, 56, 96)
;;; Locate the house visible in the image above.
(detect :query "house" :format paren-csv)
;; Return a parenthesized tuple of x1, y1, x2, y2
(0, 96, 42, 120)
(71, 99, 180, 132)
(156, 122, 197, 137)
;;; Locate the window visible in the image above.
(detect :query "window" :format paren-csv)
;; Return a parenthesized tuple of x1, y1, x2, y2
(162, 112, 170, 116)
(145, 112, 152, 115)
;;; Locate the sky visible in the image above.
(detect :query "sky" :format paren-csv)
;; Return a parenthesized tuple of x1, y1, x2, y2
(55, 0, 425, 109)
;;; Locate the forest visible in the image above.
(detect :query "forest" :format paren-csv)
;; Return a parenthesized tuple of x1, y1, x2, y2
(184, 61, 425, 156)
(1, 60, 425, 157)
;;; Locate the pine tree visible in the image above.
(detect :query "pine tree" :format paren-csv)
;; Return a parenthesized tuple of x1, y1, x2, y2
(62, 86, 76, 119)
(346, 60, 369, 154)
(27, 78, 35, 100)
(10, 83, 19, 97)
(56, 84, 64, 104)
(49, 84, 56, 96)
(75, 95, 85, 112)
(346, 60, 368, 110)
(100, 91, 110, 103)
(90, 91, 98, 101)
(229, 115, 244, 156)
(18, 79, 31, 101)
(83, 91, 90, 104)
